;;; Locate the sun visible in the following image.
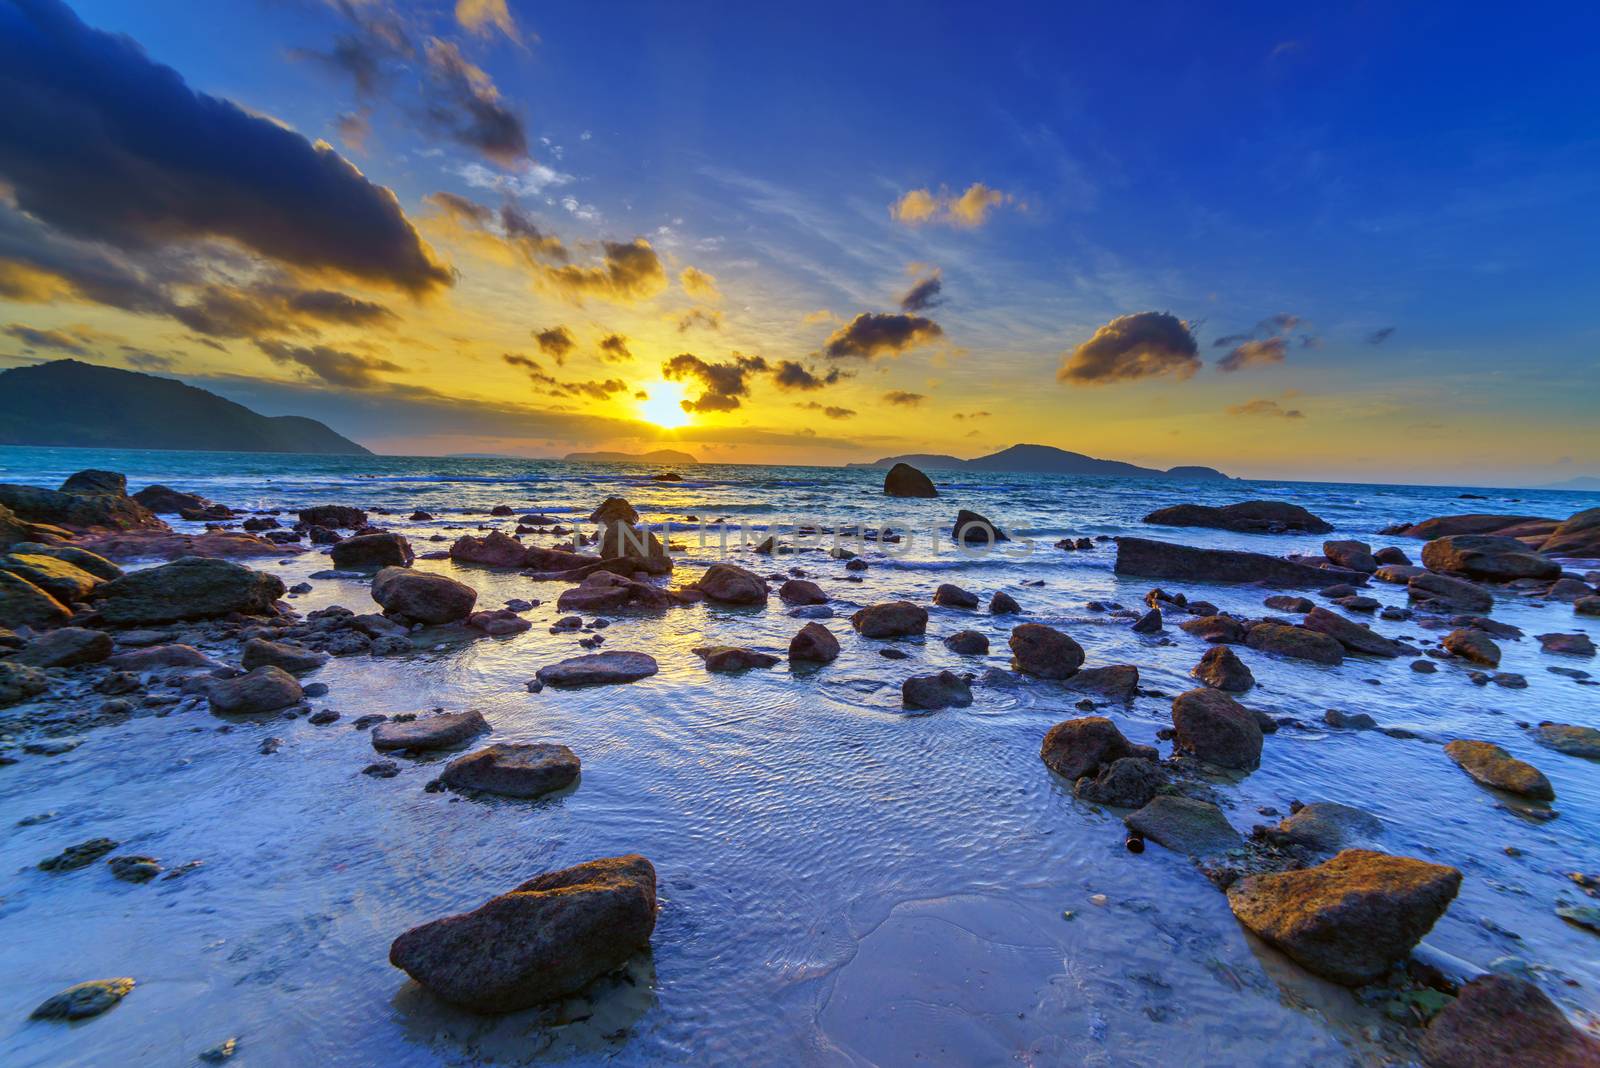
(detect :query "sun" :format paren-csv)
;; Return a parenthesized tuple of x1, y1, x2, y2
(635, 379, 693, 429)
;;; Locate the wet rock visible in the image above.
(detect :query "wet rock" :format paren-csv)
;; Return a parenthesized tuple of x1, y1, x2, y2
(106, 643, 222, 672)
(1324, 709, 1378, 730)
(297, 505, 367, 529)
(989, 590, 1020, 614)
(589, 497, 640, 526)
(778, 579, 828, 605)
(1444, 740, 1554, 800)
(1537, 632, 1595, 657)
(1301, 606, 1405, 658)
(30, 978, 135, 1021)
(309, 709, 340, 725)
(556, 571, 683, 614)
(1245, 622, 1345, 665)
(330, 532, 414, 570)
(199, 1038, 240, 1063)
(1142, 500, 1332, 534)
(1226, 849, 1460, 985)
(107, 854, 163, 882)
(1008, 622, 1084, 679)
(1171, 687, 1263, 770)
(943, 630, 989, 655)
(789, 622, 840, 664)
(883, 462, 937, 498)
(371, 566, 476, 625)
(694, 646, 780, 672)
(1409, 571, 1493, 613)
(39, 836, 119, 871)
(208, 666, 303, 715)
(951, 508, 1008, 544)
(1323, 540, 1378, 573)
(852, 601, 928, 639)
(95, 558, 285, 624)
(13, 627, 113, 668)
(0, 551, 105, 602)
(441, 743, 581, 798)
(690, 563, 768, 605)
(1039, 716, 1156, 780)
(372, 710, 490, 753)
(1534, 723, 1600, 759)
(1, 472, 161, 531)
(1421, 535, 1560, 582)
(1266, 802, 1383, 853)
(466, 608, 533, 636)
(450, 531, 532, 568)
(1130, 607, 1163, 633)
(0, 568, 72, 628)
(1375, 563, 1428, 585)
(1115, 537, 1365, 588)
(536, 651, 658, 687)
(240, 637, 329, 675)
(933, 583, 979, 609)
(902, 670, 973, 710)
(1125, 796, 1243, 857)
(389, 855, 657, 1013)
(1443, 629, 1501, 666)
(1073, 757, 1168, 808)
(1545, 577, 1595, 601)
(1577, 595, 1600, 616)
(1421, 973, 1600, 1068)
(1179, 614, 1247, 643)
(1374, 546, 1412, 565)
(1192, 645, 1254, 692)
(1064, 664, 1140, 702)
(134, 484, 209, 514)
(596, 523, 673, 575)
(1411, 659, 1438, 674)
(1264, 595, 1314, 613)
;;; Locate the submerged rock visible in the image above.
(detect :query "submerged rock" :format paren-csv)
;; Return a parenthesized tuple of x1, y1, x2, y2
(694, 646, 780, 672)
(1444, 740, 1554, 800)
(1171, 688, 1263, 770)
(691, 563, 768, 605)
(39, 836, 119, 871)
(372, 710, 490, 753)
(1226, 849, 1460, 985)
(389, 855, 657, 1013)
(789, 622, 840, 664)
(1245, 622, 1344, 666)
(440, 743, 580, 798)
(851, 601, 928, 639)
(1124, 796, 1243, 857)
(1534, 723, 1600, 759)
(30, 978, 135, 1021)
(1537, 632, 1596, 657)
(933, 583, 979, 609)
(902, 670, 973, 710)
(1421, 974, 1600, 1068)
(1142, 500, 1332, 534)
(1265, 802, 1383, 853)
(1008, 623, 1084, 679)
(536, 651, 659, 687)
(883, 462, 937, 498)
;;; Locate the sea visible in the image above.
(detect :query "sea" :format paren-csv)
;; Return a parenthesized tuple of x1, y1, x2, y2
(1, 445, 1597, 1067)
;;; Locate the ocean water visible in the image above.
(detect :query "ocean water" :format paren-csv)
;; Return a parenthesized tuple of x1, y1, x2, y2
(1, 445, 1598, 1067)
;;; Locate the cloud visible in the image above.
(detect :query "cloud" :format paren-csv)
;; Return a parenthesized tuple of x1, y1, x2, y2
(543, 238, 667, 303)
(455, 0, 521, 43)
(662, 352, 769, 412)
(1367, 326, 1396, 345)
(501, 351, 628, 401)
(882, 390, 926, 407)
(953, 410, 990, 421)
(1217, 337, 1289, 372)
(282, 288, 396, 326)
(420, 38, 527, 165)
(1214, 313, 1315, 372)
(534, 325, 575, 363)
(676, 307, 723, 332)
(1058, 311, 1200, 385)
(822, 312, 944, 360)
(899, 269, 943, 312)
(598, 333, 631, 362)
(771, 360, 848, 391)
(2, 323, 90, 355)
(679, 266, 722, 302)
(424, 192, 569, 266)
(801, 309, 837, 325)
(119, 347, 175, 370)
(797, 401, 855, 419)
(0, 0, 452, 294)
(890, 183, 1014, 228)
(334, 109, 371, 152)
(255, 338, 403, 388)
(1226, 398, 1305, 418)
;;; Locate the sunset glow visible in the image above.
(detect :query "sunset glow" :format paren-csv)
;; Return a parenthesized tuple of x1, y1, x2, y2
(635, 380, 692, 429)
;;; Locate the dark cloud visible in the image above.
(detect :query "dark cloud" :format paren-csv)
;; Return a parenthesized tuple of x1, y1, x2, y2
(502, 351, 628, 401)
(1212, 313, 1315, 372)
(420, 39, 527, 165)
(1226, 398, 1305, 418)
(676, 307, 723, 332)
(771, 360, 849, 392)
(1366, 326, 1396, 345)
(662, 352, 769, 412)
(822, 312, 943, 360)
(1058, 311, 1200, 384)
(544, 238, 666, 303)
(882, 390, 926, 407)
(0, 0, 452, 294)
(282, 288, 396, 326)
(425, 190, 496, 228)
(118, 346, 175, 370)
(953, 410, 990, 421)
(502, 353, 539, 370)
(424, 193, 569, 266)
(498, 203, 568, 264)
(2, 323, 89, 355)
(598, 333, 631, 362)
(534, 326, 575, 363)
(255, 338, 403, 388)
(898, 269, 943, 312)
(1217, 336, 1289, 373)
(797, 401, 855, 419)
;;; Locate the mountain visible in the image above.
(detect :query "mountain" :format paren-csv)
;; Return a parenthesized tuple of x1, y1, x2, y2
(0, 360, 370, 454)
(1537, 475, 1600, 492)
(564, 449, 698, 464)
(849, 443, 1230, 480)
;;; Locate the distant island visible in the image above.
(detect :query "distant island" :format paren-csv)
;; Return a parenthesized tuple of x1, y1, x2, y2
(850, 443, 1230, 480)
(0, 360, 370, 455)
(1539, 475, 1600, 492)
(563, 449, 699, 464)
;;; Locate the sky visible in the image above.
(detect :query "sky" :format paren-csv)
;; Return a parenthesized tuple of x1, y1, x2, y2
(1, 0, 1597, 484)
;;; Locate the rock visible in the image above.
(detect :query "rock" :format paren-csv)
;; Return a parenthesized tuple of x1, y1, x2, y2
(389, 855, 657, 1013)
(989, 590, 1020, 614)
(1409, 571, 1494, 613)
(1395, 514, 1553, 540)
(240, 637, 329, 674)
(330, 532, 414, 570)
(1226, 849, 1460, 985)
(1545, 577, 1594, 601)
(1421, 974, 1600, 1068)
(0, 552, 104, 602)
(883, 462, 937, 497)
(1324, 709, 1378, 730)
(1073, 757, 1168, 808)
(1375, 563, 1428, 585)
(30, 978, 135, 1021)
(95, 558, 285, 623)
(1264, 595, 1314, 613)
(943, 630, 989, 655)
(0, 568, 72, 628)
(107, 854, 163, 882)
(208, 666, 303, 714)
(1064, 664, 1140, 702)
(1179, 614, 1247, 643)
(371, 566, 476, 624)
(1125, 796, 1243, 857)
(556, 571, 683, 613)
(105, 643, 221, 672)
(589, 497, 640, 526)
(1267, 802, 1383, 853)
(1142, 500, 1332, 534)
(1323, 540, 1378, 573)
(297, 505, 367, 529)
(1421, 535, 1560, 582)
(1535, 506, 1600, 557)
(852, 601, 928, 639)
(778, 579, 828, 605)
(0, 660, 50, 707)
(789, 622, 840, 664)
(1373, 546, 1411, 565)
(1171, 687, 1264, 770)
(1039, 716, 1156, 780)
(4, 541, 122, 581)
(13, 627, 112, 668)
(467, 609, 533, 636)
(372, 710, 490, 752)
(694, 646, 780, 672)
(1115, 537, 1366, 588)
(0, 476, 161, 531)
(596, 523, 672, 575)
(1577, 595, 1600, 617)
(451, 531, 532, 568)
(1301, 606, 1405, 657)
(133, 485, 210, 514)
(1192, 645, 1254, 691)
(441, 743, 581, 798)
(39, 836, 119, 871)
(536, 651, 658, 687)
(1443, 629, 1501, 666)
(1445, 740, 1554, 800)
(951, 508, 1008, 544)
(199, 1038, 240, 1063)
(1246, 622, 1345, 665)
(933, 583, 979, 609)
(1008, 623, 1084, 679)
(1131, 607, 1163, 633)
(691, 563, 768, 605)
(1537, 632, 1595, 657)
(902, 670, 973, 710)
(1534, 723, 1600, 759)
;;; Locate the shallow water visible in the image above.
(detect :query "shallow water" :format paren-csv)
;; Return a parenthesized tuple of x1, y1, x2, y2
(2, 447, 1598, 1066)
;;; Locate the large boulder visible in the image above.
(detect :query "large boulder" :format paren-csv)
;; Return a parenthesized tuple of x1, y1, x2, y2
(331, 532, 414, 570)
(4, 542, 121, 581)
(1114, 537, 1367, 588)
(589, 497, 639, 526)
(1245, 622, 1344, 665)
(901, 670, 973, 710)
(535, 651, 658, 687)
(389, 855, 657, 1013)
(208, 666, 303, 714)
(789, 622, 840, 664)
(1393, 514, 1552, 540)
(596, 523, 672, 574)
(0, 569, 72, 629)
(690, 563, 768, 605)
(94, 558, 285, 623)
(441, 743, 581, 798)
(556, 571, 683, 613)
(1008, 623, 1084, 679)
(1322, 540, 1378, 573)
(951, 509, 1008, 544)
(1301, 606, 1404, 658)
(450, 531, 533, 568)
(371, 567, 476, 624)
(132, 484, 210, 514)
(372, 710, 490, 752)
(1039, 716, 1155, 780)
(0, 552, 104, 603)
(883, 462, 937, 498)
(1171, 687, 1263, 770)
(1408, 571, 1493, 613)
(0, 472, 162, 532)
(1421, 535, 1560, 582)
(1444, 740, 1554, 800)
(1225, 849, 1461, 985)
(851, 601, 928, 639)
(1538, 507, 1600, 558)
(1421, 974, 1600, 1068)
(297, 505, 367, 529)
(1142, 501, 1332, 534)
